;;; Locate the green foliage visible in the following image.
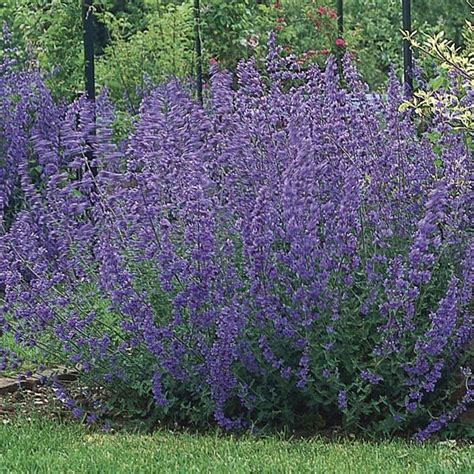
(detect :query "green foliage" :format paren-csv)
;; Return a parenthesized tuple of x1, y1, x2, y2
(345, 0, 472, 89)
(260, 1, 343, 65)
(1, 0, 471, 99)
(402, 17, 474, 136)
(0, 0, 83, 98)
(95, 1, 194, 109)
(0, 333, 47, 376)
(0, 1, 150, 101)
(345, 0, 402, 88)
(201, 0, 263, 68)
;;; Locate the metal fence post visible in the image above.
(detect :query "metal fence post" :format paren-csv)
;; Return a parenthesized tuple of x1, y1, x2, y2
(337, 0, 343, 35)
(82, 0, 95, 101)
(336, 0, 344, 76)
(402, 0, 413, 95)
(82, 0, 97, 177)
(194, 0, 203, 104)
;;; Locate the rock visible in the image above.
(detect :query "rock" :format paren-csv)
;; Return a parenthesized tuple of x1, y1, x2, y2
(0, 367, 78, 396)
(0, 378, 18, 395)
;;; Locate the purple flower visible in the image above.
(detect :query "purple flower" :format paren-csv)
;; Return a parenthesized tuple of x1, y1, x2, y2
(72, 407, 84, 419)
(151, 372, 167, 407)
(86, 413, 98, 426)
(360, 370, 383, 385)
(337, 390, 348, 410)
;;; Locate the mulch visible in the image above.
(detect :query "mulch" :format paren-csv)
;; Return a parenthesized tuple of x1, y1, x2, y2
(0, 368, 78, 423)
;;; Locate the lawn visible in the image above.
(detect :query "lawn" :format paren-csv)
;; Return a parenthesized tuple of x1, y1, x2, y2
(0, 418, 472, 473)
(0, 1, 472, 468)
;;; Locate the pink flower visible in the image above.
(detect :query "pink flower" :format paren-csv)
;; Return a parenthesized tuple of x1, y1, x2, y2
(335, 37, 346, 48)
(328, 9, 337, 19)
(209, 58, 218, 65)
(320, 48, 330, 56)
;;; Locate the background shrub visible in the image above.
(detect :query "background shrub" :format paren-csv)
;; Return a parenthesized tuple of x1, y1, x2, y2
(402, 17, 474, 138)
(0, 0, 471, 102)
(345, 0, 471, 87)
(95, 1, 195, 111)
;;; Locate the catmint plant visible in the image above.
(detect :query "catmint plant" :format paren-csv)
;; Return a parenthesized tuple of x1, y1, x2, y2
(0, 37, 472, 440)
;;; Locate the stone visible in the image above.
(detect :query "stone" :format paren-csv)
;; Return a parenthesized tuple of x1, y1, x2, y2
(0, 367, 78, 396)
(0, 378, 18, 395)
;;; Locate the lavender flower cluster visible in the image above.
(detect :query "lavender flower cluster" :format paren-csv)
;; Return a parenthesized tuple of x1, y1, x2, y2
(0, 32, 62, 228)
(0, 39, 472, 439)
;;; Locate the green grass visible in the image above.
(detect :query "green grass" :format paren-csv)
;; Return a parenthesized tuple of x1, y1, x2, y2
(0, 418, 472, 473)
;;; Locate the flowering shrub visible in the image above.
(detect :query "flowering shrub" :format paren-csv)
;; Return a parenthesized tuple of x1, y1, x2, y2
(0, 30, 63, 229)
(0, 39, 472, 439)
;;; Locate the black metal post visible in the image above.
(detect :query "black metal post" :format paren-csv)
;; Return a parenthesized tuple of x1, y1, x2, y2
(194, 0, 203, 105)
(337, 0, 343, 36)
(82, 0, 97, 177)
(83, 0, 95, 101)
(336, 0, 344, 76)
(402, 0, 413, 95)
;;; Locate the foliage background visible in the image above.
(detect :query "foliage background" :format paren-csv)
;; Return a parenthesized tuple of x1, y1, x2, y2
(0, 0, 471, 104)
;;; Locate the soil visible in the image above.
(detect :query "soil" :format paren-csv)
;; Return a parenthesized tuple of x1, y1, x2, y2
(0, 368, 79, 423)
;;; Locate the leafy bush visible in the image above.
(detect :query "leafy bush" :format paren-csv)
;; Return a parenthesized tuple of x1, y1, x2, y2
(95, 1, 195, 111)
(344, 0, 472, 88)
(201, 0, 265, 69)
(402, 18, 474, 136)
(0, 0, 151, 100)
(0, 39, 472, 440)
(202, 1, 344, 69)
(261, 1, 346, 65)
(0, 0, 84, 99)
(1, 0, 471, 99)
